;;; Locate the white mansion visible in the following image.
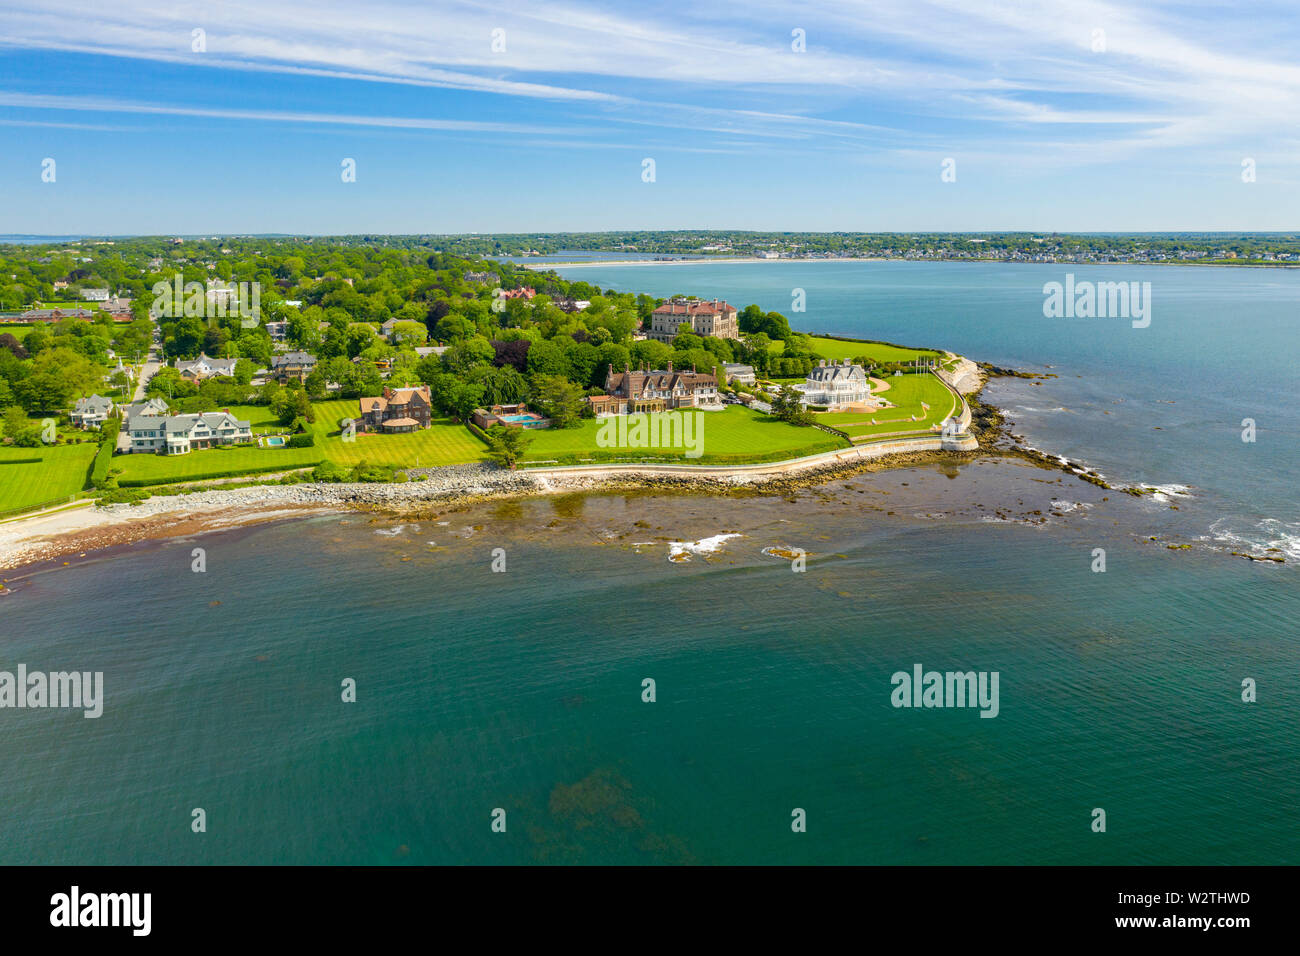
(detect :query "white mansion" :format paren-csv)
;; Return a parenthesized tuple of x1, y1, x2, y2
(798, 359, 873, 409)
(127, 410, 253, 454)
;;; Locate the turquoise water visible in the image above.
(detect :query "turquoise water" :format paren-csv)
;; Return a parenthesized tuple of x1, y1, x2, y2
(1, 262, 1296, 864)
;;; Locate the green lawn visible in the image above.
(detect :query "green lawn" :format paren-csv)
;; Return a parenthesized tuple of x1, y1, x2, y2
(223, 404, 282, 434)
(113, 444, 324, 485)
(0, 324, 35, 342)
(520, 405, 848, 465)
(309, 399, 487, 467)
(0, 443, 96, 514)
(774, 335, 943, 365)
(814, 373, 958, 440)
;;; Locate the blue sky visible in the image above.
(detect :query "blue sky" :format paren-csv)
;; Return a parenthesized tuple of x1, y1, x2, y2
(2, 0, 1299, 234)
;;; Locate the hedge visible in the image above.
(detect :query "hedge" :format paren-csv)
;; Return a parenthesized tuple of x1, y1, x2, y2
(89, 415, 121, 488)
(287, 433, 315, 448)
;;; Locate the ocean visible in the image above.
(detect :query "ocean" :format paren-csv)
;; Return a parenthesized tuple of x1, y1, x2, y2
(1, 261, 1296, 864)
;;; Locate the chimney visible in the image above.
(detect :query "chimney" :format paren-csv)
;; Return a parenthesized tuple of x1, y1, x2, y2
(666, 360, 673, 374)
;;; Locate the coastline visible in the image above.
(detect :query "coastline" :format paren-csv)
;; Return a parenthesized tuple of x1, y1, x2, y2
(0, 360, 1142, 575)
(523, 256, 1300, 270)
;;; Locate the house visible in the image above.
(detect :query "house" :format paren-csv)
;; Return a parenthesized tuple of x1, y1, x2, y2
(721, 363, 756, 385)
(647, 298, 739, 342)
(498, 287, 535, 300)
(176, 353, 238, 381)
(552, 296, 592, 313)
(70, 394, 115, 429)
(127, 410, 252, 454)
(264, 320, 288, 342)
(18, 308, 94, 322)
(357, 385, 433, 433)
(464, 271, 496, 284)
(271, 351, 316, 384)
(797, 359, 873, 410)
(53, 279, 69, 291)
(119, 398, 169, 426)
(80, 288, 110, 302)
(587, 363, 720, 415)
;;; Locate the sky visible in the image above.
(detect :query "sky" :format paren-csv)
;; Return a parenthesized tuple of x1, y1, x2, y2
(2, 0, 1299, 235)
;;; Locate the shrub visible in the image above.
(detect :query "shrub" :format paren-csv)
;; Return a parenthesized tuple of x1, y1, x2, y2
(287, 433, 315, 448)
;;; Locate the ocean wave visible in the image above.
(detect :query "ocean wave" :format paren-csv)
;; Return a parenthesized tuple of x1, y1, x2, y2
(1206, 517, 1300, 560)
(668, 533, 743, 563)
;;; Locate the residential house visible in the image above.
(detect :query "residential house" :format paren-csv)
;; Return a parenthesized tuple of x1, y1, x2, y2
(53, 279, 69, 291)
(647, 298, 739, 342)
(119, 398, 169, 426)
(127, 410, 252, 454)
(264, 320, 288, 342)
(587, 363, 720, 415)
(721, 363, 756, 385)
(552, 296, 592, 313)
(498, 287, 535, 300)
(18, 308, 94, 322)
(176, 353, 239, 381)
(797, 359, 873, 409)
(271, 351, 317, 384)
(70, 394, 115, 429)
(464, 271, 496, 284)
(80, 288, 110, 302)
(357, 385, 433, 433)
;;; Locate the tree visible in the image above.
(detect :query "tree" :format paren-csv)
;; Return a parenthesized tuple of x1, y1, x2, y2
(531, 374, 585, 428)
(484, 424, 532, 470)
(772, 385, 813, 425)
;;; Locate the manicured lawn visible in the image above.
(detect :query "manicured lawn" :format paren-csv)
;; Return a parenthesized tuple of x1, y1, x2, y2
(0, 324, 34, 342)
(774, 335, 942, 365)
(0, 443, 96, 513)
(814, 373, 958, 440)
(520, 405, 848, 465)
(223, 404, 282, 434)
(309, 399, 487, 467)
(112, 444, 324, 485)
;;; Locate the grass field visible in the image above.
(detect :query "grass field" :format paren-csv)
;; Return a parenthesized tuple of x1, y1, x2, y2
(520, 405, 847, 464)
(223, 404, 281, 434)
(112, 444, 324, 485)
(814, 373, 958, 440)
(774, 335, 943, 365)
(309, 399, 487, 467)
(0, 443, 96, 513)
(0, 324, 35, 342)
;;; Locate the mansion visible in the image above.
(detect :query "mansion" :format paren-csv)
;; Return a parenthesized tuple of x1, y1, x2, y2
(127, 410, 253, 454)
(798, 360, 874, 410)
(587, 363, 721, 415)
(358, 385, 433, 432)
(647, 298, 739, 343)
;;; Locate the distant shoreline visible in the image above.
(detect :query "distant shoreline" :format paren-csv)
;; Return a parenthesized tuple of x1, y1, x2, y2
(525, 256, 1300, 270)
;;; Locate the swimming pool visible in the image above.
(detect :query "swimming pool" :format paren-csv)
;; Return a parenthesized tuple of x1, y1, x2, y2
(264, 436, 286, 447)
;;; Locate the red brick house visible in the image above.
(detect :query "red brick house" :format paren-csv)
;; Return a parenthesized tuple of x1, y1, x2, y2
(358, 385, 433, 432)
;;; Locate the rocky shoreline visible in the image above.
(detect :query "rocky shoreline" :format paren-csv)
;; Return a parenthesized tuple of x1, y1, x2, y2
(0, 365, 1125, 573)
